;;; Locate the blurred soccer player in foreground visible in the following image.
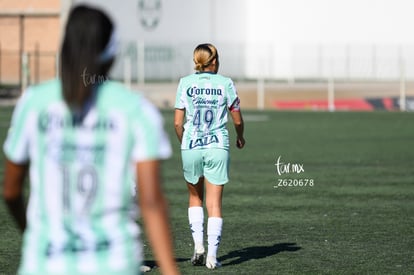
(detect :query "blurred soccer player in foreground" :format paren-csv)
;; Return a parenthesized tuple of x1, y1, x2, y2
(174, 43, 245, 269)
(2, 5, 179, 275)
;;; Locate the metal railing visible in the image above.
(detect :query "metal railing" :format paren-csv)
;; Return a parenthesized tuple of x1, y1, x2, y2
(0, 47, 57, 87)
(110, 42, 414, 82)
(1, 42, 412, 111)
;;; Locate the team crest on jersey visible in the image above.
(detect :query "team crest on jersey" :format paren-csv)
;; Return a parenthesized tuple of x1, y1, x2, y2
(138, 0, 162, 30)
(189, 134, 219, 149)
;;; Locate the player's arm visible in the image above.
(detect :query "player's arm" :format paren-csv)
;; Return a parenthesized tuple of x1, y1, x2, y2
(174, 108, 185, 144)
(229, 98, 245, 149)
(137, 160, 180, 275)
(2, 159, 29, 232)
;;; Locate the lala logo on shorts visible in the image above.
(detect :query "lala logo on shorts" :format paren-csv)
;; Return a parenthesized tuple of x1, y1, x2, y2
(189, 134, 219, 149)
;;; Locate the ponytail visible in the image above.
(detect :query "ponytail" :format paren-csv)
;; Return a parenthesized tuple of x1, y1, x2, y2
(60, 5, 115, 122)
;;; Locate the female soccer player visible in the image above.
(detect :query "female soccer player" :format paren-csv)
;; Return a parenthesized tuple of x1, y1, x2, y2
(174, 43, 245, 269)
(2, 5, 179, 275)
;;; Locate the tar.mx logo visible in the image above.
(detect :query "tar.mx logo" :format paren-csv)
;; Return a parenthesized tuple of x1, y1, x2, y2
(274, 155, 305, 176)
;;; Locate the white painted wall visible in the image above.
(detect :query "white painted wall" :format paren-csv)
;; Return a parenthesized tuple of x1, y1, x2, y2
(69, 0, 414, 79)
(245, 0, 414, 44)
(244, 0, 414, 78)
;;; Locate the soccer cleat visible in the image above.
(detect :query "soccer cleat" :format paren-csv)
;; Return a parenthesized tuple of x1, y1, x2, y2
(140, 265, 152, 272)
(205, 256, 221, 269)
(191, 252, 205, 266)
(191, 244, 205, 266)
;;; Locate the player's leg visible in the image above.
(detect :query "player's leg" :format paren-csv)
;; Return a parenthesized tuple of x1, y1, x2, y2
(203, 148, 229, 269)
(182, 149, 205, 265)
(205, 180, 224, 269)
(205, 179, 223, 217)
(187, 177, 205, 265)
(187, 176, 204, 207)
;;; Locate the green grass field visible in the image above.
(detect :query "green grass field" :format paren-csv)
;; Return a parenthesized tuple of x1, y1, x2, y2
(0, 107, 413, 274)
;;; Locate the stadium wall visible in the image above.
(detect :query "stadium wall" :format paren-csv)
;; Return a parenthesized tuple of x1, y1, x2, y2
(0, 0, 60, 85)
(3, 0, 414, 84)
(1, 0, 414, 111)
(74, 0, 414, 82)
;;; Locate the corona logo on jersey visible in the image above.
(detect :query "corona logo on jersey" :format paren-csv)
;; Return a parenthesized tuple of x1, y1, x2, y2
(138, 0, 162, 30)
(186, 86, 223, 97)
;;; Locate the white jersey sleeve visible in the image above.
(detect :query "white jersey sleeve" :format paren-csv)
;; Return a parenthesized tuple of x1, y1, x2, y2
(174, 78, 186, 110)
(132, 97, 172, 162)
(226, 79, 239, 109)
(3, 88, 34, 163)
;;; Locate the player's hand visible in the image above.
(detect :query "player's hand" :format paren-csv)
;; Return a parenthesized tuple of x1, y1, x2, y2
(236, 137, 245, 149)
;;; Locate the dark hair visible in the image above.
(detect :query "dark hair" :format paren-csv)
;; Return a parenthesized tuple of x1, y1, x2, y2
(60, 5, 114, 114)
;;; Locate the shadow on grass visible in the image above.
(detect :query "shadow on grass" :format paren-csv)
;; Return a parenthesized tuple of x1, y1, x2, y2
(219, 242, 301, 266)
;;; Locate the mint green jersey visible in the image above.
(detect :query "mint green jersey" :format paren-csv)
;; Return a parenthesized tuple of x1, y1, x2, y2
(175, 72, 239, 150)
(3, 79, 172, 275)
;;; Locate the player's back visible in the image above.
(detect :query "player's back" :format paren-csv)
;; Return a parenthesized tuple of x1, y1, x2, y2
(175, 72, 239, 150)
(6, 79, 166, 274)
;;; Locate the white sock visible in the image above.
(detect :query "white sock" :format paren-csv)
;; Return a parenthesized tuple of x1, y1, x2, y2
(188, 207, 204, 252)
(207, 217, 223, 257)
